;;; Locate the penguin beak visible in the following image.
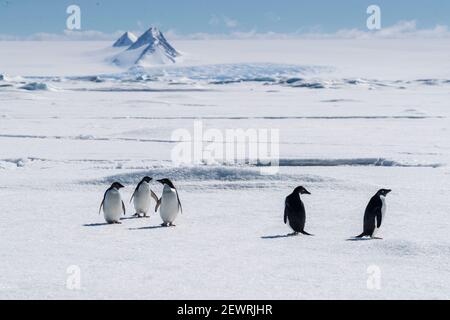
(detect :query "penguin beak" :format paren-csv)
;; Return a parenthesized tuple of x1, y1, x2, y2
(156, 179, 163, 184)
(304, 189, 311, 195)
(118, 183, 125, 189)
(386, 189, 392, 194)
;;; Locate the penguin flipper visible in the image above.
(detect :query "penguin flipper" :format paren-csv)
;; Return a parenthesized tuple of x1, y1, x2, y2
(122, 200, 126, 215)
(130, 182, 140, 203)
(155, 198, 161, 212)
(283, 206, 288, 224)
(175, 189, 183, 214)
(376, 210, 383, 228)
(130, 180, 146, 204)
(99, 189, 108, 215)
(300, 230, 314, 236)
(150, 190, 159, 204)
(284, 198, 291, 224)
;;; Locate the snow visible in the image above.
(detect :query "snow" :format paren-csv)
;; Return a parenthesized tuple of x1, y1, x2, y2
(0, 38, 450, 299)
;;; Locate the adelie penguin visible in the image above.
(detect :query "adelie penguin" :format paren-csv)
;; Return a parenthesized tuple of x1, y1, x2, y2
(155, 178, 182, 227)
(355, 189, 392, 239)
(284, 186, 313, 236)
(99, 182, 126, 224)
(130, 176, 159, 218)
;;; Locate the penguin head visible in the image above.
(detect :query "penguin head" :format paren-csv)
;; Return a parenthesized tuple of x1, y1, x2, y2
(157, 178, 176, 189)
(294, 186, 311, 195)
(142, 176, 153, 183)
(377, 189, 392, 197)
(111, 182, 125, 189)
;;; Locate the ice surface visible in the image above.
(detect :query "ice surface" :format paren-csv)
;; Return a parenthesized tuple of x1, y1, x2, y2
(0, 39, 450, 299)
(19, 82, 52, 91)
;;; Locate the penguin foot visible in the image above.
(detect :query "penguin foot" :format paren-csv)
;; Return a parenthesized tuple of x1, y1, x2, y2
(161, 222, 169, 227)
(169, 223, 176, 227)
(113, 221, 122, 224)
(371, 237, 383, 240)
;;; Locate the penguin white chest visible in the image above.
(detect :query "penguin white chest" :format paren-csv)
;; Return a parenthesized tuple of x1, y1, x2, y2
(103, 189, 122, 223)
(380, 196, 387, 218)
(373, 196, 387, 236)
(160, 186, 179, 223)
(134, 182, 151, 214)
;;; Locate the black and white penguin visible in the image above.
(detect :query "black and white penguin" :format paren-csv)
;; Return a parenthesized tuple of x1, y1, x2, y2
(155, 178, 182, 227)
(355, 189, 392, 239)
(130, 176, 159, 218)
(99, 182, 126, 224)
(284, 186, 313, 236)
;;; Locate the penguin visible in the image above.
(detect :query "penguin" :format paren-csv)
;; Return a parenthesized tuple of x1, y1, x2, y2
(99, 182, 126, 224)
(284, 186, 313, 236)
(155, 178, 182, 227)
(130, 176, 159, 218)
(355, 189, 392, 239)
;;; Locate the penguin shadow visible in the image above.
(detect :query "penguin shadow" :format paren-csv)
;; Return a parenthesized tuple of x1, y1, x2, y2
(83, 222, 112, 227)
(120, 215, 151, 221)
(261, 233, 302, 240)
(128, 225, 167, 231)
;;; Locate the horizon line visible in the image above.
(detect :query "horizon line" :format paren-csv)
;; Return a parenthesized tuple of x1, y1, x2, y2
(0, 21, 449, 41)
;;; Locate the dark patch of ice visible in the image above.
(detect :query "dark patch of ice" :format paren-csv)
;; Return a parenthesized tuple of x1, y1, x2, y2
(89, 166, 330, 186)
(257, 158, 441, 168)
(20, 82, 50, 91)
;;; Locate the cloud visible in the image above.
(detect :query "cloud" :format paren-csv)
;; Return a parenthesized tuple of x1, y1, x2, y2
(223, 16, 239, 28)
(208, 15, 220, 26)
(264, 12, 281, 23)
(165, 21, 450, 40)
(1, 21, 449, 41)
(332, 21, 450, 39)
(0, 29, 124, 41)
(0, 33, 17, 41)
(208, 15, 239, 28)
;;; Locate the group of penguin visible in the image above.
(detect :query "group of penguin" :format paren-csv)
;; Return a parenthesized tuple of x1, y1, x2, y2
(99, 177, 182, 227)
(99, 176, 391, 239)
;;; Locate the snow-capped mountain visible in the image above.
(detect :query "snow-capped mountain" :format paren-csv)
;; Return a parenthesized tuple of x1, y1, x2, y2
(112, 27, 180, 67)
(128, 27, 179, 57)
(112, 32, 137, 47)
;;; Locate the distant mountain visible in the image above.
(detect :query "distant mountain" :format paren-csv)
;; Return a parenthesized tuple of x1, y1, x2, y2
(128, 27, 179, 57)
(112, 32, 137, 47)
(112, 27, 180, 67)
